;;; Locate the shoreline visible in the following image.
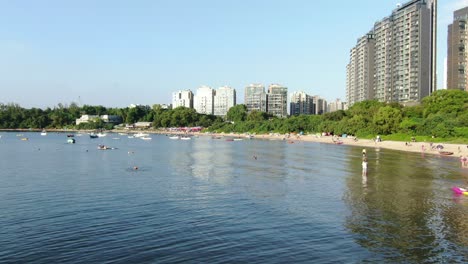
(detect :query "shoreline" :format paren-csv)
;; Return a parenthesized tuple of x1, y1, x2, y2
(2, 128, 467, 158)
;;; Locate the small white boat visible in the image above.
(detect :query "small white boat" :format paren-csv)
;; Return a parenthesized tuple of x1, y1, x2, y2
(128, 136, 135, 139)
(97, 133, 107, 137)
(180, 137, 191, 140)
(40, 130, 47, 136)
(169, 136, 180, 140)
(134, 132, 149, 138)
(141, 137, 152, 140)
(233, 138, 243, 141)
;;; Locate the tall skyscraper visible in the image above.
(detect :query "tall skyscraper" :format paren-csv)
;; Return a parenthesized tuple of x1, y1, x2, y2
(290, 91, 313, 115)
(447, 6, 468, 91)
(172, 90, 193, 109)
(245, 84, 267, 113)
(194, 86, 215, 115)
(267, 84, 288, 117)
(214, 86, 236, 116)
(346, 0, 437, 106)
(346, 33, 375, 106)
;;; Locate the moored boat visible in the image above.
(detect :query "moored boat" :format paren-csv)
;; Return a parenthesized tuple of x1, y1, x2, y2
(439, 151, 454, 156)
(67, 138, 76, 144)
(134, 132, 149, 138)
(97, 144, 116, 150)
(40, 129, 47, 136)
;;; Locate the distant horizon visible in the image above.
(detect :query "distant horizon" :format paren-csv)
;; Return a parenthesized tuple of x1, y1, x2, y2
(1, 0, 467, 109)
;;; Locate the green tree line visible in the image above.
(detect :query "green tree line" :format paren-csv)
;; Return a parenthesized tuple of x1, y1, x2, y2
(212, 90, 468, 142)
(0, 90, 467, 141)
(0, 103, 224, 130)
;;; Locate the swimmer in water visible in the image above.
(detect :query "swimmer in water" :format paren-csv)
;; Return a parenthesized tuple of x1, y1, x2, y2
(133, 166, 138, 170)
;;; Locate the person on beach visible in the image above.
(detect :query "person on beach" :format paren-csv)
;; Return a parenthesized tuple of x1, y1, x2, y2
(362, 149, 367, 158)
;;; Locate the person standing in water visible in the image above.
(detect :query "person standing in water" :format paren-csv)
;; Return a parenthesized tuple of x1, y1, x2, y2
(362, 157, 368, 175)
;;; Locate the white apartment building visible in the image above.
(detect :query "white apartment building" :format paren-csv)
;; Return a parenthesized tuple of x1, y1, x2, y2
(290, 91, 313, 115)
(194, 86, 215, 115)
(312, 96, 327, 115)
(214, 86, 236, 116)
(172, 90, 194, 109)
(328, 99, 348, 113)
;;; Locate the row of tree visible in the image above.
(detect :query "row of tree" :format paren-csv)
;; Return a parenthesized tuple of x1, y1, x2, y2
(217, 90, 468, 140)
(0, 102, 224, 130)
(0, 90, 467, 140)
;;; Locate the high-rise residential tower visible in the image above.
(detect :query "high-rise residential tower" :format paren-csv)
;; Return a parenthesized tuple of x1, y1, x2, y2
(245, 84, 267, 113)
(290, 91, 313, 115)
(346, 33, 376, 106)
(447, 6, 468, 91)
(194, 86, 215, 115)
(267, 84, 288, 117)
(172, 90, 194, 109)
(346, 0, 437, 106)
(214, 86, 236, 116)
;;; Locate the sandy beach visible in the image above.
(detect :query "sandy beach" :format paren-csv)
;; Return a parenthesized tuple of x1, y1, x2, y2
(180, 131, 468, 158)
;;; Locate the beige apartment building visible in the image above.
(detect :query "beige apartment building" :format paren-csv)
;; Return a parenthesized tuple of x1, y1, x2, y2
(346, 0, 437, 106)
(447, 7, 468, 91)
(346, 34, 375, 106)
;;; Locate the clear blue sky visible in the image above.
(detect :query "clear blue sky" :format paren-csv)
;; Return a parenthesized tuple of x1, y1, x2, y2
(0, 0, 465, 108)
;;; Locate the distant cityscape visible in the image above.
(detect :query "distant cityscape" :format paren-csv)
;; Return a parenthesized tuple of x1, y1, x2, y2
(170, 84, 346, 118)
(160, 0, 466, 117)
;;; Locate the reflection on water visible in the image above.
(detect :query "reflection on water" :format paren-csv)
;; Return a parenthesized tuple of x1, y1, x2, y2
(0, 133, 467, 263)
(344, 147, 468, 262)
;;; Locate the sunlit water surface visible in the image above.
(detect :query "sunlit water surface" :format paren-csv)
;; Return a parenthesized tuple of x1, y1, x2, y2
(0, 132, 467, 263)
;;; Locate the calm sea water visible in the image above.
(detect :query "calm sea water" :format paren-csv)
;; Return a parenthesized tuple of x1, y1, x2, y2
(0, 132, 467, 263)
